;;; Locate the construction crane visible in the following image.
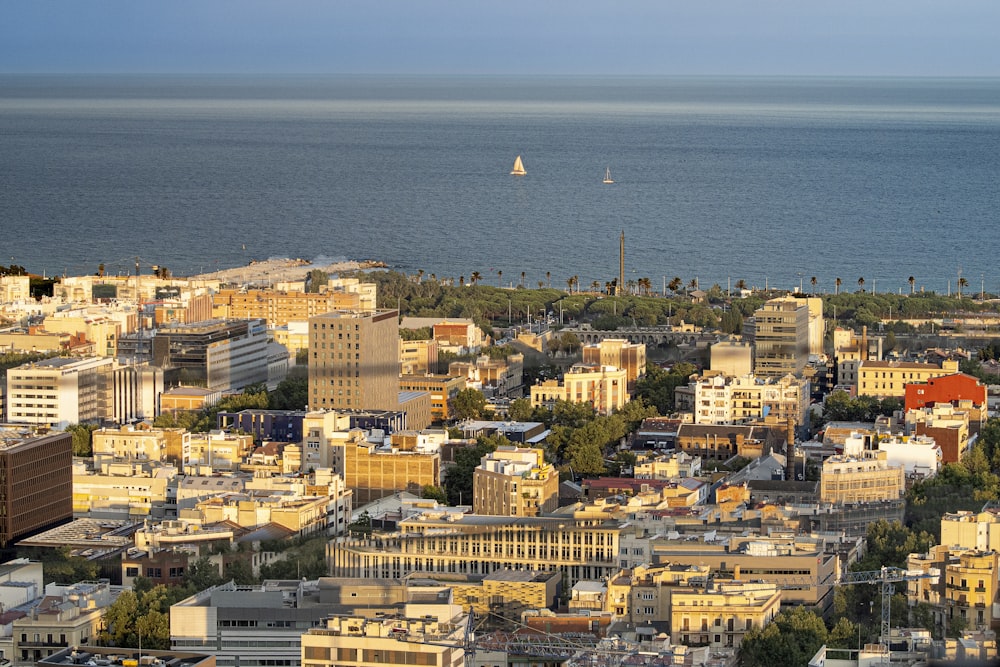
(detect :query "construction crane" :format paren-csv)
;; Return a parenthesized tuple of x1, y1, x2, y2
(836, 566, 940, 658)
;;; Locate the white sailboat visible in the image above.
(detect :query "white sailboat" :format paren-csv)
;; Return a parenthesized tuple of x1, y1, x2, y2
(510, 155, 526, 176)
(603, 167, 614, 184)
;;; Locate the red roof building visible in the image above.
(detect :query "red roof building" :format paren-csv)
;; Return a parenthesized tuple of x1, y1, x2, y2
(904, 373, 987, 412)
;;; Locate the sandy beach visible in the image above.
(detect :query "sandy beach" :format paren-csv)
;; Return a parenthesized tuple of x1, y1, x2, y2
(186, 258, 386, 285)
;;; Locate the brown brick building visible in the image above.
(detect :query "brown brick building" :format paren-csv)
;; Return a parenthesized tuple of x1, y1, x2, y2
(0, 431, 73, 547)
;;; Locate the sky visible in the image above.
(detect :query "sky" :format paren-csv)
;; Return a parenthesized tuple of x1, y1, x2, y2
(2, 1, 999, 77)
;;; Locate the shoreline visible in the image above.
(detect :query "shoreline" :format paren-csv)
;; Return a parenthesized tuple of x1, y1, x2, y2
(185, 258, 387, 285)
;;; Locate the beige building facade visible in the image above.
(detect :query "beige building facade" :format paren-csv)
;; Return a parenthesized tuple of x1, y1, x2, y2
(309, 309, 400, 411)
(473, 447, 558, 516)
(530, 363, 628, 415)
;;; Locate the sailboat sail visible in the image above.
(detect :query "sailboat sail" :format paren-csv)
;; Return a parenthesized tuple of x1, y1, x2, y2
(511, 155, 526, 176)
(603, 167, 614, 184)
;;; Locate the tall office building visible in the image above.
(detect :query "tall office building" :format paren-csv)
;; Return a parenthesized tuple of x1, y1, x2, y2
(752, 297, 809, 378)
(308, 309, 399, 411)
(0, 431, 73, 547)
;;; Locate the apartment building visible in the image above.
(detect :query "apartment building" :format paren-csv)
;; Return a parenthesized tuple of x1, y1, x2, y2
(819, 445, 905, 505)
(677, 372, 810, 428)
(401, 338, 439, 375)
(670, 581, 782, 649)
(309, 309, 400, 411)
(752, 297, 810, 378)
(12, 580, 111, 666)
(213, 288, 363, 327)
(582, 338, 647, 389)
(473, 447, 558, 517)
(906, 402, 972, 463)
(857, 359, 960, 399)
(530, 363, 627, 415)
(398, 374, 465, 422)
(5, 357, 114, 428)
(448, 353, 524, 398)
(71, 459, 176, 519)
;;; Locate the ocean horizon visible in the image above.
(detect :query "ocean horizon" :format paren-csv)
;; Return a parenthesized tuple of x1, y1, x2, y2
(2, 74, 999, 295)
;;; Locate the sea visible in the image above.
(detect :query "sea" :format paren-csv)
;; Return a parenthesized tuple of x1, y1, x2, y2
(2, 74, 999, 295)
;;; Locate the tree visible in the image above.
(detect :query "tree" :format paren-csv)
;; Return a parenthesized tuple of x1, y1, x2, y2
(810, 276, 818, 293)
(470, 271, 482, 285)
(958, 277, 968, 299)
(305, 269, 328, 293)
(520, 271, 526, 288)
(835, 277, 842, 295)
(444, 435, 506, 505)
(452, 388, 487, 420)
(668, 277, 682, 293)
(634, 362, 695, 415)
(857, 276, 865, 293)
(497, 269, 502, 287)
(908, 276, 916, 294)
(65, 423, 98, 456)
(735, 278, 747, 291)
(546, 271, 551, 288)
(507, 397, 534, 422)
(739, 607, 828, 667)
(421, 485, 448, 504)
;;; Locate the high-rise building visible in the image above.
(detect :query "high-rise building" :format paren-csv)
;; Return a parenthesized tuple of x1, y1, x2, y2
(5, 357, 114, 428)
(752, 297, 809, 378)
(308, 309, 400, 411)
(0, 431, 73, 547)
(151, 319, 269, 392)
(582, 338, 646, 389)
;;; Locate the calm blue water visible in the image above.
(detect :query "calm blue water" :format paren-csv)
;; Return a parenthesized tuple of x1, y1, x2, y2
(2, 75, 999, 295)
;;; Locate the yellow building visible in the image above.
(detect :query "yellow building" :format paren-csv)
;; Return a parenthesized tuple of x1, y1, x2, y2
(302, 610, 466, 667)
(530, 363, 628, 415)
(443, 569, 560, 614)
(857, 359, 960, 398)
(214, 288, 364, 327)
(604, 563, 711, 620)
(941, 510, 1000, 552)
(42, 312, 121, 357)
(72, 459, 175, 518)
(335, 436, 441, 504)
(473, 447, 558, 517)
(188, 431, 255, 471)
(670, 581, 782, 649)
(820, 448, 905, 505)
(582, 338, 647, 389)
(329, 514, 621, 589)
(92, 422, 189, 465)
(182, 492, 333, 538)
(908, 543, 1000, 635)
(400, 338, 439, 375)
(398, 373, 465, 422)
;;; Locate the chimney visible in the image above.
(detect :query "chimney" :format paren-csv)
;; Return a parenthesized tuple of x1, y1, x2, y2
(785, 417, 796, 481)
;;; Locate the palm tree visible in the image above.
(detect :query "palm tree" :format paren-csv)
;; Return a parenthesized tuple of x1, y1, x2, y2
(810, 276, 817, 293)
(735, 278, 747, 292)
(546, 271, 551, 288)
(459, 275, 465, 286)
(537, 280, 544, 289)
(416, 269, 424, 284)
(573, 275, 579, 294)
(430, 273, 436, 284)
(688, 278, 698, 292)
(626, 279, 637, 295)
(908, 276, 915, 294)
(857, 277, 865, 293)
(958, 277, 968, 299)
(591, 280, 600, 293)
(835, 277, 842, 295)
(668, 277, 683, 293)
(497, 270, 503, 287)
(638, 277, 651, 296)
(520, 271, 526, 288)
(470, 271, 481, 285)
(566, 277, 575, 293)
